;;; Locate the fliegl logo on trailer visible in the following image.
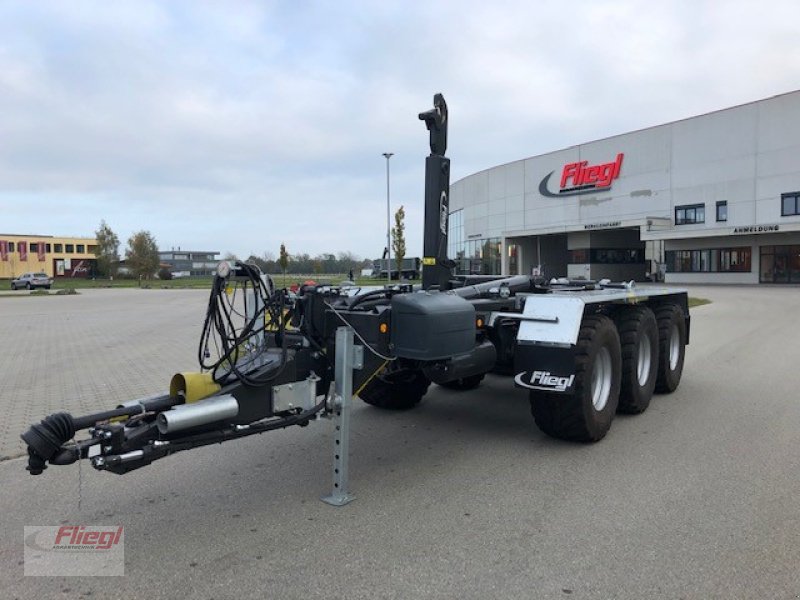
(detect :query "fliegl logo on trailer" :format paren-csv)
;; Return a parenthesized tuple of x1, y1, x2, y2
(514, 370, 575, 393)
(539, 153, 624, 197)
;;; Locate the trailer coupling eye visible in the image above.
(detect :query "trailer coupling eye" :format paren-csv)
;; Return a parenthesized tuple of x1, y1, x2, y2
(21, 412, 76, 475)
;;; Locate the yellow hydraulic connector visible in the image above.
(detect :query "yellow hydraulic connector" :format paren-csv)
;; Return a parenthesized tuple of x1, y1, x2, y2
(170, 372, 222, 404)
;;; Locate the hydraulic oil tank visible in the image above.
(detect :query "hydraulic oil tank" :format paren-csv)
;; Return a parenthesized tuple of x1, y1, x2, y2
(390, 292, 475, 360)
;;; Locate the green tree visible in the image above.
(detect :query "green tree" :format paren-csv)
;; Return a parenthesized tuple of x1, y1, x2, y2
(279, 242, 289, 286)
(392, 204, 406, 278)
(126, 231, 160, 279)
(94, 220, 120, 277)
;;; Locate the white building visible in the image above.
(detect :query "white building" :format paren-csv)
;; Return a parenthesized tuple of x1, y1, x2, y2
(449, 90, 800, 284)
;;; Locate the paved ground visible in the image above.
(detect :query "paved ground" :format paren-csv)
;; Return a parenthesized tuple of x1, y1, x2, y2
(1, 285, 799, 599)
(0, 289, 204, 459)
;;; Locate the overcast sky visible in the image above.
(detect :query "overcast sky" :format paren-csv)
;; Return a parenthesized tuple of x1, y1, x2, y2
(1, 1, 799, 261)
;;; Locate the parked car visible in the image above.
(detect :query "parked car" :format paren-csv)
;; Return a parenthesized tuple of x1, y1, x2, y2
(11, 272, 53, 290)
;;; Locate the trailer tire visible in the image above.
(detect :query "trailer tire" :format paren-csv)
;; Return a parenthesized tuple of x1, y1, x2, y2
(438, 373, 485, 391)
(654, 304, 686, 394)
(530, 314, 621, 442)
(359, 369, 430, 410)
(614, 306, 658, 414)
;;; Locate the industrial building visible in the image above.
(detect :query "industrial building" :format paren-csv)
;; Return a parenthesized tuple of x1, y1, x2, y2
(158, 249, 220, 277)
(0, 234, 97, 279)
(449, 90, 800, 284)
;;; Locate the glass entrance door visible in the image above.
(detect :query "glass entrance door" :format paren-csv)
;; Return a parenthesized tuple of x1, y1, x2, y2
(508, 243, 518, 275)
(760, 245, 800, 283)
(792, 246, 800, 283)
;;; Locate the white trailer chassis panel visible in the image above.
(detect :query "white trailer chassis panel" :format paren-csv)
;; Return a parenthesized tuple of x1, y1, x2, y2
(490, 287, 687, 346)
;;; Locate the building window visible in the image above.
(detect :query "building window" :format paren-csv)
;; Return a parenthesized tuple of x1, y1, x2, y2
(569, 249, 589, 263)
(54, 243, 63, 252)
(781, 192, 800, 216)
(65, 244, 74, 253)
(447, 209, 464, 262)
(665, 247, 751, 273)
(716, 201, 727, 222)
(76, 244, 85, 253)
(46, 244, 51, 252)
(450, 234, 502, 275)
(569, 248, 644, 264)
(675, 204, 705, 225)
(718, 248, 750, 271)
(30, 243, 38, 251)
(8, 242, 14, 252)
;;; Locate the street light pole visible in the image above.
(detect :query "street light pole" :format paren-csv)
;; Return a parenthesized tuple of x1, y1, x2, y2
(383, 152, 393, 286)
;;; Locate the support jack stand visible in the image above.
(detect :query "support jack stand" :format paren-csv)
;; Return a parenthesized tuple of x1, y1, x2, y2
(321, 326, 362, 507)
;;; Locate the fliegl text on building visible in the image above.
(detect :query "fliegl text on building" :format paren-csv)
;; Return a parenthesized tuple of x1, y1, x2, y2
(448, 90, 800, 284)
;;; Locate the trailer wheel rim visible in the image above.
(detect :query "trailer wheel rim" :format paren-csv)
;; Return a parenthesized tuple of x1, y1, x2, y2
(637, 334, 652, 386)
(591, 346, 612, 411)
(669, 323, 680, 370)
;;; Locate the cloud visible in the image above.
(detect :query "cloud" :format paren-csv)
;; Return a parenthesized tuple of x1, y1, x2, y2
(1, 0, 799, 259)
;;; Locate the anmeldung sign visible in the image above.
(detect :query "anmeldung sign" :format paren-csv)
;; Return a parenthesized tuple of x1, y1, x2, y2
(732, 225, 779, 234)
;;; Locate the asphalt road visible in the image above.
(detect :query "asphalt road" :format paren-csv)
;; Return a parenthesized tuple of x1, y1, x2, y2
(1, 285, 799, 599)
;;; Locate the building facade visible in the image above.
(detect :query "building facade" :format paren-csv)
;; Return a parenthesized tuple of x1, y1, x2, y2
(158, 249, 220, 277)
(449, 90, 800, 284)
(0, 234, 97, 279)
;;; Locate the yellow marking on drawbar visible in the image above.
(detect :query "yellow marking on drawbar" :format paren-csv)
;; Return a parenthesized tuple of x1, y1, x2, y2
(353, 360, 390, 398)
(422, 257, 436, 265)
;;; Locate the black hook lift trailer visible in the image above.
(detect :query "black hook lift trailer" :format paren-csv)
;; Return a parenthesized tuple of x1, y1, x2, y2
(21, 94, 690, 504)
